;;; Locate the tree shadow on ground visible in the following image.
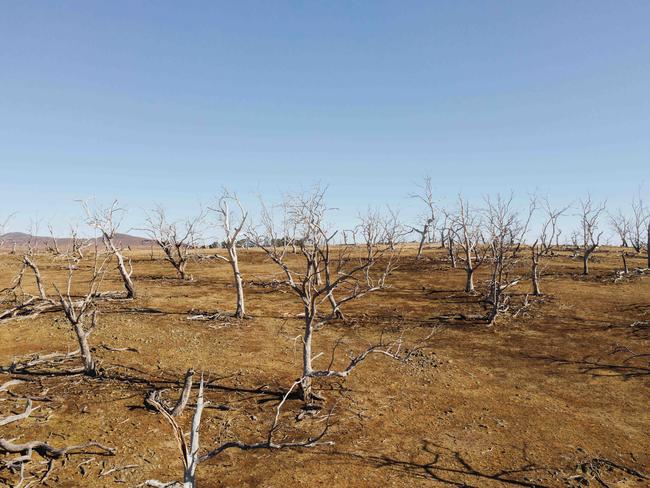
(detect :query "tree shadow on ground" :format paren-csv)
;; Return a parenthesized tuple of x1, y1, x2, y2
(325, 441, 549, 487)
(524, 352, 650, 379)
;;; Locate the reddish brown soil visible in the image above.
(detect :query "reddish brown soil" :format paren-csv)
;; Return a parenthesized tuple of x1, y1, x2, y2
(1, 246, 648, 487)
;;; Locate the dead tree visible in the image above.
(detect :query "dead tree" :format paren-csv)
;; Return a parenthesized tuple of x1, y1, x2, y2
(578, 196, 606, 275)
(483, 194, 533, 324)
(251, 186, 401, 401)
(52, 255, 109, 376)
(68, 224, 89, 260)
(2, 238, 48, 302)
(142, 206, 204, 280)
(0, 213, 13, 250)
(144, 368, 195, 417)
(140, 376, 333, 488)
(621, 251, 629, 275)
(82, 200, 136, 298)
(410, 175, 437, 259)
(609, 210, 631, 248)
(383, 205, 408, 251)
(210, 190, 248, 318)
(322, 208, 400, 320)
(629, 191, 650, 268)
(531, 198, 569, 295)
(630, 192, 647, 253)
(449, 196, 486, 292)
(440, 208, 458, 268)
(46, 223, 61, 255)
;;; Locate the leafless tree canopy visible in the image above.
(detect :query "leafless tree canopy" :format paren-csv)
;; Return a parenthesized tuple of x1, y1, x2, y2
(251, 185, 401, 401)
(448, 195, 487, 293)
(2, 186, 650, 487)
(142, 205, 204, 280)
(578, 196, 607, 275)
(410, 175, 437, 259)
(141, 376, 334, 488)
(52, 254, 109, 376)
(483, 194, 533, 323)
(82, 200, 136, 298)
(210, 189, 248, 318)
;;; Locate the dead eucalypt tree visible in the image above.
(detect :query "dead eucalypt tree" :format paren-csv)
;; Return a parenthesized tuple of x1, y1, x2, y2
(210, 189, 248, 318)
(321, 206, 401, 320)
(139, 376, 334, 488)
(251, 185, 405, 402)
(410, 175, 437, 259)
(0, 227, 56, 322)
(483, 194, 534, 324)
(449, 195, 487, 293)
(4, 243, 117, 376)
(82, 199, 136, 298)
(628, 190, 650, 268)
(0, 213, 14, 250)
(578, 196, 607, 275)
(142, 205, 205, 280)
(531, 198, 569, 295)
(52, 253, 110, 376)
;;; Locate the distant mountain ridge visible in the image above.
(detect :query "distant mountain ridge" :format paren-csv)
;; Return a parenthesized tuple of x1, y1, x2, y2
(0, 232, 153, 249)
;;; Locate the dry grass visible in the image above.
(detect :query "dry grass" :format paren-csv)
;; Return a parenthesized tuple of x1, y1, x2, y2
(1, 245, 649, 487)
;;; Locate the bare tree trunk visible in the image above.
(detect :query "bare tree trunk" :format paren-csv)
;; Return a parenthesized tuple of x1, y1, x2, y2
(465, 267, 475, 292)
(416, 230, 427, 259)
(183, 378, 204, 488)
(301, 309, 314, 402)
(448, 236, 456, 268)
(73, 324, 96, 376)
(23, 256, 47, 300)
(647, 224, 650, 268)
(327, 292, 343, 319)
(177, 260, 188, 280)
(314, 260, 322, 285)
(115, 251, 136, 298)
(170, 369, 195, 417)
(621, 252, 629, 274)
(229, 246, 245, 318)
(531, 252, 541, 296)
(582, 244, 598, 275)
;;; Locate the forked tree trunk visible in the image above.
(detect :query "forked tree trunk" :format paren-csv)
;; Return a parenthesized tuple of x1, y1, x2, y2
(327, 292, 343, 319)
(115, 251, 136, 298)
(105, 235, 136, 298)
(583, 245, 597, 275)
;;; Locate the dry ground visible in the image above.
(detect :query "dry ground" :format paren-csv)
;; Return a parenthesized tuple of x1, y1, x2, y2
(0, 245, 649, 487)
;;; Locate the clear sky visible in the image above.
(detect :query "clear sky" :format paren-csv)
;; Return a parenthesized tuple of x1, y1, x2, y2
(1, 1, 649, 236)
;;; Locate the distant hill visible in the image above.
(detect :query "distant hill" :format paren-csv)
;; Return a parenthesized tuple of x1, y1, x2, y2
(0, 232, 153, 249)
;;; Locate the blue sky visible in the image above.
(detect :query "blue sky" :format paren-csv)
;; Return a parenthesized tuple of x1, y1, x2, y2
(1, 1, 649, 236)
